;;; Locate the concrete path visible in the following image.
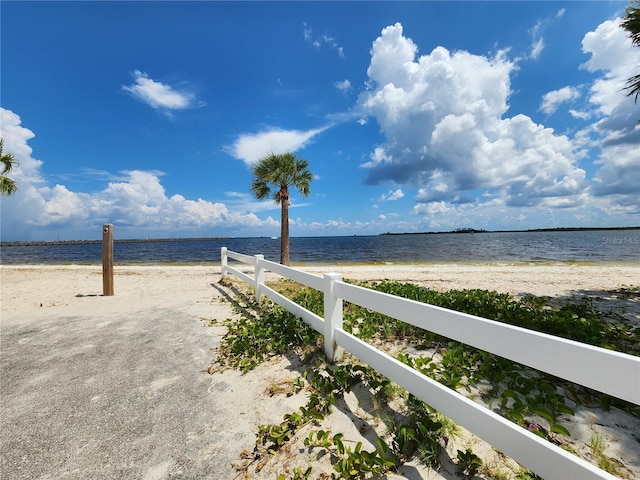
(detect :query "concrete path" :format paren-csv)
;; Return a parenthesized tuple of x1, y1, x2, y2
(1, 267, 246, 480)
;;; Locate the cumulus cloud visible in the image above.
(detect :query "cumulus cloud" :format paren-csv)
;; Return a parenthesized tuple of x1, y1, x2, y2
(0, 108, 276, 240)
(540, 86, 581, 115)
(358, 23, 588, 211)
(581, 19, 640, 147)
(592, 143, 640, 199)
(573, 17, 639, 208)
(353, 20, 639, 228)
(581, 20, 638, 108)
(0, 108, 43, 184)
(227, 126, 329, 166)
(122, 70, 200, 115)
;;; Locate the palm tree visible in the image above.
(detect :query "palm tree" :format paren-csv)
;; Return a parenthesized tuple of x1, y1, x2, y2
(251, 152, 313, 265)
(0, 139, 19, 197)
(621, 0, 640, 102)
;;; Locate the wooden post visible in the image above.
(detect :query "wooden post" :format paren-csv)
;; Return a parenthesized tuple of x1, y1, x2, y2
(102, 224, 114, 296)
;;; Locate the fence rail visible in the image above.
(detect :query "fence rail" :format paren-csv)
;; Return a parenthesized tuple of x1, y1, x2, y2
(220, 247, 639, 480)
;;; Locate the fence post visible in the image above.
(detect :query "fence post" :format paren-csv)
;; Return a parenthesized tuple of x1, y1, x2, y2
(102, 224, 114, 296)
(324, 273, 343, 363)
(255, 254, 265, 301)
(221, 247, 228, 279)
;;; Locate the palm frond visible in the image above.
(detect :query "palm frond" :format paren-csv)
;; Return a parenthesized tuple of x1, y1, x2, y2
(621, 3, 640, 47)
(623, 73, 640, 102)
(250, 152, 312, 201)
(0, 138, 19, 196)
(621, 2, 640, 102)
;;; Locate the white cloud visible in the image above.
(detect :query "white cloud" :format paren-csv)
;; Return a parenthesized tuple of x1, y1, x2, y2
(579, 18, 640, 205)
(378, 189, 404, 201)
(569, 109, 591, 120)
(592, 142, 640, 198)
(540, 86, 580, 115)
(359, 23, 587, 209)
(334, 79, 352, 93)
(581, 19, 640, 115)
(527, 11, 564, 61)
(302, 23, 345, 57)
(223, 191, 287, 213)
(122, 70, 200, 115)
(412, 201, 453, 217)
(227, 126, 329, 166)
(39, 184, 89, 224)
(0, 108, 43, 184)
(0, 108, 278, 240)
(303, 24, 313, 43)
(351, 20, 639, 229)
(361, 146, 394, 169)
(530, 37, 544, 60)
(528, 19, 545, 60)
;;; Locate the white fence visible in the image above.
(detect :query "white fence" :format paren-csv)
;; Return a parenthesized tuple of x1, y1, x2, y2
(220, 247, 640, 480)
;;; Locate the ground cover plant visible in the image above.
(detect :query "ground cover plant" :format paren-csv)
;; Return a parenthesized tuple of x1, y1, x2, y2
(213, 278, 639, 479)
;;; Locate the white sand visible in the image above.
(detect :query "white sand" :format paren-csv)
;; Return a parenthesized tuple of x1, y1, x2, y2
(3, 264, 638, 323)
(277, 263, 640, 324)
(2, 263, 639, 479)
(298, 262, 638, 293)
(1, 265, 224, 327)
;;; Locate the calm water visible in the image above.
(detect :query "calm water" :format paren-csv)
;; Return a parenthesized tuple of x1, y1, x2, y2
(1, 230, 639, 265)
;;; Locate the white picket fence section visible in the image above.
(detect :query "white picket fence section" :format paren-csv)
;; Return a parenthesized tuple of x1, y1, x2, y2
(220, 247, 640, 480)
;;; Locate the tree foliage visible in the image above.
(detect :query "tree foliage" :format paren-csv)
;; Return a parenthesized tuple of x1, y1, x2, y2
(0, 139, 19, 197)
(621, 0, 640, 102)
(250, 152, 312, 265)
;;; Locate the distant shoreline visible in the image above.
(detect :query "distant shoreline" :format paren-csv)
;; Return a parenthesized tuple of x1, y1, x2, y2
(0, 237, 230, 247)
(379, 226, 640, 235)
(2, 226, 638, 247)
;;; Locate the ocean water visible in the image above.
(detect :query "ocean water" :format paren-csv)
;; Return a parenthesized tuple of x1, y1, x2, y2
(1, 230, 639, 265)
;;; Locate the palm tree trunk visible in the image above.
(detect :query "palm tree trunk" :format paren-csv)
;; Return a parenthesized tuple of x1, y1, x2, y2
(280, 187, 290, 265)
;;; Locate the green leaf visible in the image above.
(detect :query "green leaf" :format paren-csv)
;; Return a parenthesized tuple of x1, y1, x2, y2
(556, 403, 575, 416)
(551, 424, 571, 437)
(507, 410, 524, 424)
(600, 394, 613, 412)
(501, 389, 519, 400)
(531, 407, 554, 423)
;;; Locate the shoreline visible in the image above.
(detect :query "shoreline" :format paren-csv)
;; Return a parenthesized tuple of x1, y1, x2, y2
(2, 225, 638, 246)
(2, 259, 640, 267)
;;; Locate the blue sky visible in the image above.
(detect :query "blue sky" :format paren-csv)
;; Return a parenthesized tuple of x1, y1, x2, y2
(1, 1, 639, 241)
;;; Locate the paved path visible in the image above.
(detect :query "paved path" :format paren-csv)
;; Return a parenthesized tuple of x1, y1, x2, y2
(1, 269, 246, 480)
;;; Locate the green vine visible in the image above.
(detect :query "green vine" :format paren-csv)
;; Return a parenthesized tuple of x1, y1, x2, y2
(211, 279, 639, 479)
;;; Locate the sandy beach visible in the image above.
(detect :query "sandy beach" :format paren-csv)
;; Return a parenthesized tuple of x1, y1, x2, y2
(1, 263, 639, 479)
(2, 263, 639, 325)
(296, 263, 640, 308)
